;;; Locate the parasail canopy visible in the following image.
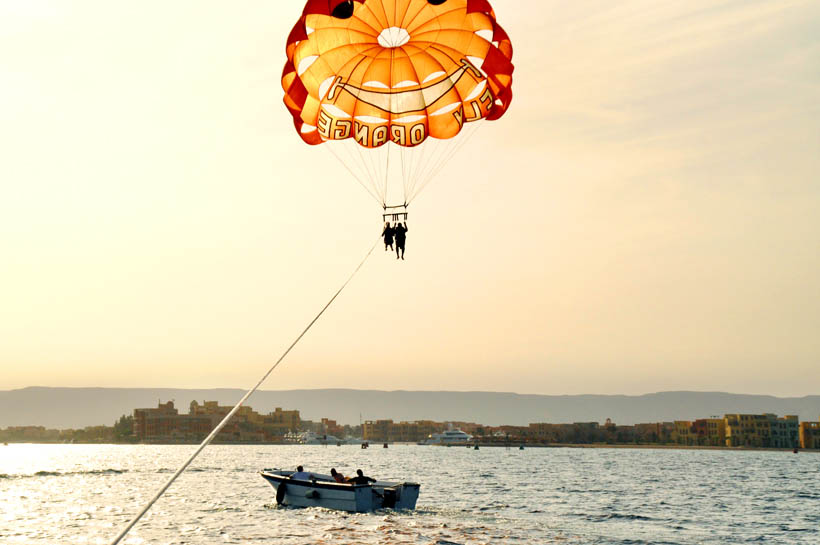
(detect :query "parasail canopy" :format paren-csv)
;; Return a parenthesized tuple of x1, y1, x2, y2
(283, 0, 514, 208)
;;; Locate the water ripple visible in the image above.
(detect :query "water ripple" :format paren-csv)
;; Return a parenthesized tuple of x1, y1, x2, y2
(1, 444, 819, 544)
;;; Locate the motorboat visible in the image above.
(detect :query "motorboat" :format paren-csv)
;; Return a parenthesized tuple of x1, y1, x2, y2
(261, 469, 420, 512)
(420, 429, 473, 445)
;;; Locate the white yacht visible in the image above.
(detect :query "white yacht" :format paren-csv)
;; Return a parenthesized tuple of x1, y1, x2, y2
(299, 431, 344, 445)
(420, 429, 473, 445)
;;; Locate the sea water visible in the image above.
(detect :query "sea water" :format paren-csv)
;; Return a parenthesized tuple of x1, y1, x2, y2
(1, 444, 818, 544)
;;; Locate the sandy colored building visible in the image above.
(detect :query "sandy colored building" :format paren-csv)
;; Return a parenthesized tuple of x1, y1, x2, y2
(724, 414, 798, 448)
(673, 421, 694, 445)
(320, 418, 344, 437)
(134, 400, 299, 442)
(134, 401, 213, 441)
(770, 415, 799, 448)
(692, 418, 726, 446)
(266, 408, 301, 433)
(632, 422, 675, 444)
(528, 423, 561, 442)
(799, 419, 820, 449)
(362, 419, 448, 442)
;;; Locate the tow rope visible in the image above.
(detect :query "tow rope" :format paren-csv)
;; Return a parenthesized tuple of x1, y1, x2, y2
(108, 236, 380, 545)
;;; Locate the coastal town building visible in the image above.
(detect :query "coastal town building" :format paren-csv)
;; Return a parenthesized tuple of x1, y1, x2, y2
(527, 423, 560, 443)
(770, 414, 799, 448)
(362, 419, 390, 441)
(0, 426, 61, 441)
(527, 421, 673, 445)
(363, 419, 450, 442)
(700, 418, 727, 446)
(361, 419, 496, 443)
(724, 414, 798, 448)
(134, 401, 213, 441)
(632, 422, 675, 444)
(10, 404, 813, 449)
(799, 420, 820, 449)
(692, 418, 726, 446)
(673, 419, 726, 446)
(267, 407, 302, 433)
(320, 418, 344, 437)
(133, 401, 300, 442)
(673, 421, 694, 445)
(0, 425, 119, 443)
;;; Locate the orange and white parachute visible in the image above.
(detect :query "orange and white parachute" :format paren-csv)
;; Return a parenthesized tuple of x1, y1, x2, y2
(283, 0, 514, 210)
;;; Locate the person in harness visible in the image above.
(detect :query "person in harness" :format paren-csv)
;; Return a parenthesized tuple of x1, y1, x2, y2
(381, 221, 395, 252)
(394, 222, 407, 260)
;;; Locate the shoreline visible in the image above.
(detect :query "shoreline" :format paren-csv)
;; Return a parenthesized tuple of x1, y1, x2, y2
(2, 441, 817, 453)
(425, 443, 817, 453)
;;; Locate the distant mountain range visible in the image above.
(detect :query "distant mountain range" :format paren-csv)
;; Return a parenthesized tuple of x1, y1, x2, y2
(2, 387, 819, 429)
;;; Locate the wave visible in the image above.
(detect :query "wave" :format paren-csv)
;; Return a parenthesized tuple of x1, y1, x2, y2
(796, 493, 820, 500)
(202, 506, 244, 513)
(156, 466, 221, 474)
(599, 533, 692, 545)
(2, 468, 129, 479)
(581, 513, 657, 522)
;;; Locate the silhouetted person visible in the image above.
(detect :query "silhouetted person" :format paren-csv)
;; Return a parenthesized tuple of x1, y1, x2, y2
(330, 468, 346, 483)
(382, 222, 394, 251)
(394, 222, 407, 260)
(347, 469, 376, 485)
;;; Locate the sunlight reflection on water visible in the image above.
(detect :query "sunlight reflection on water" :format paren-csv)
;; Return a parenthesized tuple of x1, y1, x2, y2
(1, 444, 819, 544)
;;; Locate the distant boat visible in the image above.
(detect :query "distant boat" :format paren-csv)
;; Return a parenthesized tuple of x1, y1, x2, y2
(420, 429, 473, 445)
(299, 432, 344, 445)
(519, 445, 525, 450)
(261, 470, 420, 512)
(383, 443, 388, 448)
(473, 444, 479, 450)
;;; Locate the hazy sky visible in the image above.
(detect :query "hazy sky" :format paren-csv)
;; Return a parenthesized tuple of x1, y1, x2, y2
(1, 0, 818, 396)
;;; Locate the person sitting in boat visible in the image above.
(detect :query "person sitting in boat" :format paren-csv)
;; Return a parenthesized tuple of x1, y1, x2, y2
(346, 469, 376, 485)
(291, 465, 312, 480)
(330, 468, 347, 483)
